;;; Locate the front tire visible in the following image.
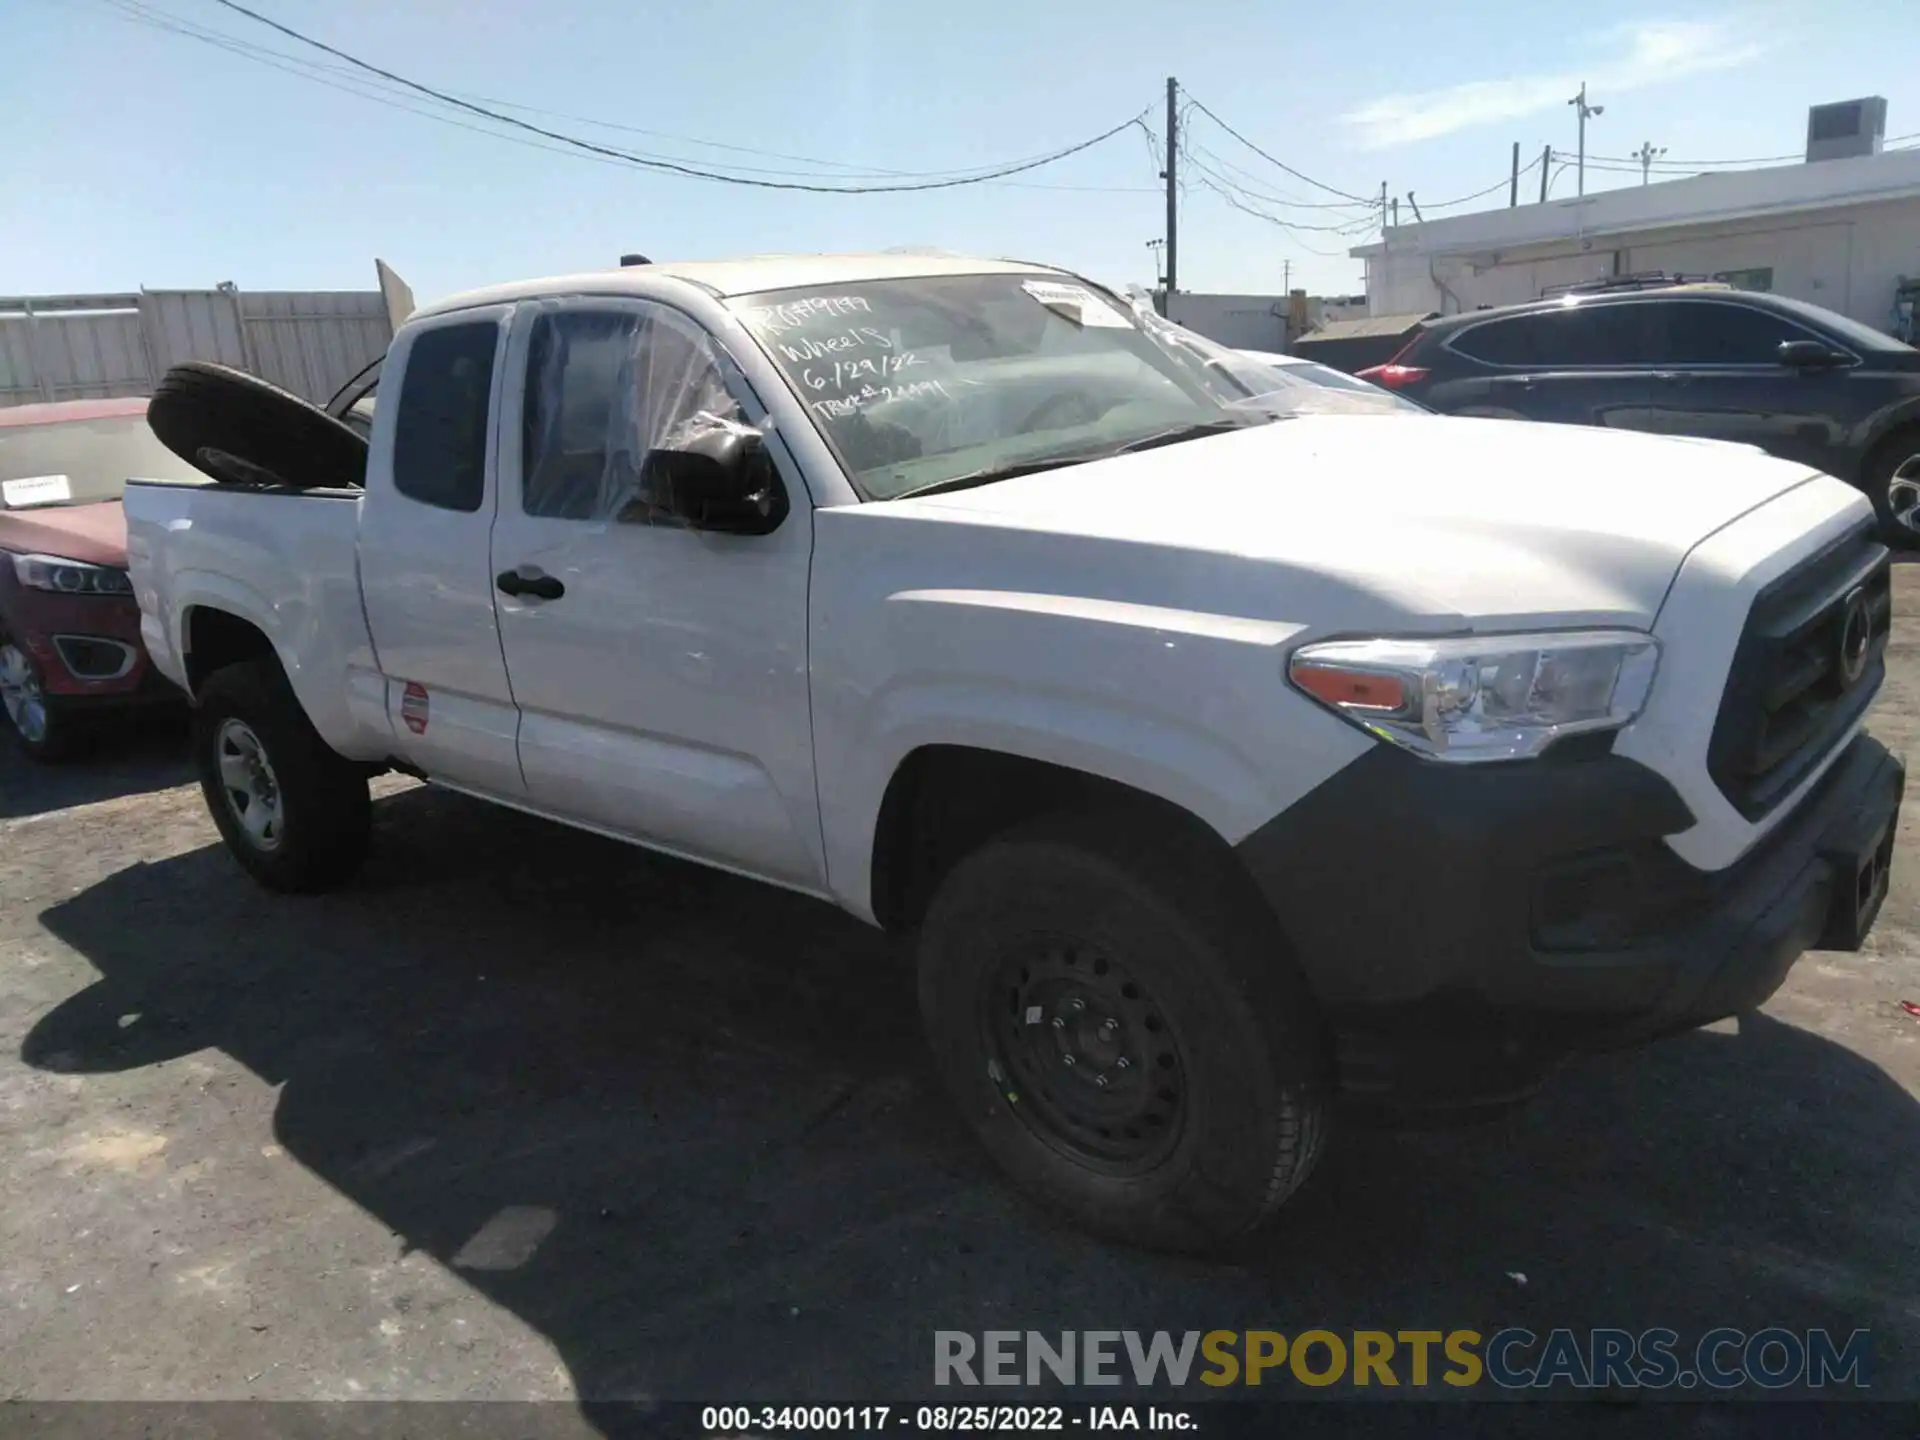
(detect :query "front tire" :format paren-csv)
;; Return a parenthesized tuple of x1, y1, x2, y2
(193, 659, 370, 892)
(0, 641, 78, 762)
(917, 812, 1328, 1254)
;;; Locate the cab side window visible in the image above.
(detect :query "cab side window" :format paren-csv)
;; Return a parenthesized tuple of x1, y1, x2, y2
(1451, 315, 1545, 366)
(1647, 302, 1821, 366)
(521, 306, 744, 523)
(391, 323, 498, 513)
(1452, 306, 1657, 368)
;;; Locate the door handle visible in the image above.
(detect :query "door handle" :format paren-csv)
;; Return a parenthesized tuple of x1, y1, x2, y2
(1493, 375, 1535, 391)
(496, 568, 565, 601)
(1651, 371, 1693, 387)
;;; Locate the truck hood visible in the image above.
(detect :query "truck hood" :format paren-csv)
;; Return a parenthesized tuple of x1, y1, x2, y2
(0, 500, 128, 569)
(897, 414, 1824, 630)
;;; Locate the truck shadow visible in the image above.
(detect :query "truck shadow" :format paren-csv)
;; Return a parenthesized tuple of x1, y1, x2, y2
(21, 784, 1920, 1420)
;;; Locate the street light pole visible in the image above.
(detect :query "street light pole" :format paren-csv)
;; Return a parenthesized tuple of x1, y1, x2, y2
(1568, 83, 1604, 197)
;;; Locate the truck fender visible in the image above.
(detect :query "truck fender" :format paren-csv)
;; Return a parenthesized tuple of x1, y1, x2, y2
(172, 578, 381, 756)
(170, 572, 281, 696)
(824, 679, 1369, 922)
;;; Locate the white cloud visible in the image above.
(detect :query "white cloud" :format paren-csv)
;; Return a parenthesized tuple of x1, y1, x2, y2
(1341, 20, 1768, 150)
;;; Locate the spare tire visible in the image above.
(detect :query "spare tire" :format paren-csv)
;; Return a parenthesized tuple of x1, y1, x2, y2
(146, 361, 368, 490)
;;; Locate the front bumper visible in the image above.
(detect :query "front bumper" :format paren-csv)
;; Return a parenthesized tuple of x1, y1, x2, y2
(1233, 733, 1903, 1116)
(2, 583, 172, 704)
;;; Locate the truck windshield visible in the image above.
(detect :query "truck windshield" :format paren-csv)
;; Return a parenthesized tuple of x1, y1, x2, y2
(730, 273, 1403, 500)
(0, 413, 208, 509)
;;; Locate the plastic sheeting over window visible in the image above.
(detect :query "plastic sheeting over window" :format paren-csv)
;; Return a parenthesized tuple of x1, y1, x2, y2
(521, 304, 743, 522)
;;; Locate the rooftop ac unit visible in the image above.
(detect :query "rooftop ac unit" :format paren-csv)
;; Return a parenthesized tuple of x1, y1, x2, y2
(1806, 97, 1886, 162)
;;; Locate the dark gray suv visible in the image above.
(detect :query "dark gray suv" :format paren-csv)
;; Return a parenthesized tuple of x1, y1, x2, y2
(1360, 283, 1920, 540)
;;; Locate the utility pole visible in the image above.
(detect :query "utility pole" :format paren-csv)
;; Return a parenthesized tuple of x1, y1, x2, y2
(1380, 180, 1390, 249)
(1406, 192, 1424, 224)
(1509, 141, 1520, 207)
(1568, 82, 1604, 197)
(1162, 77, 1179, 311)
(1539, 145, 1551, 203)
(1283, 258, 1291, 294)
(1633, 140, 1667, 185)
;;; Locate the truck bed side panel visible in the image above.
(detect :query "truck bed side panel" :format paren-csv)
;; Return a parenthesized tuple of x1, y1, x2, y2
(124, 482, 392, 759)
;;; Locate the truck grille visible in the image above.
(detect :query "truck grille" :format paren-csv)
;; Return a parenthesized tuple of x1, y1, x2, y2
(1707, 523, 1890, 820)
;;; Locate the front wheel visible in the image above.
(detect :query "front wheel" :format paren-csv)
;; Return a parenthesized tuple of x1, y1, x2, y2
(193, 659, 370, 892)
(0, 641, 77, 762)
(917, 812, 1328, 1254)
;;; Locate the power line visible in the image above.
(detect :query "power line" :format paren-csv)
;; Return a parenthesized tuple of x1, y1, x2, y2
(187, 0, 1150, 194)
(1182, 156, 1381, 256)
(1180, 148, 1381, 232)
(1186, 123, 1530, 230)
(1190, 175, 1360, 256)
(1419, 155, 1544, 211)
(97, 0, 906, 178)
(1589, 148, 1798, 168)
(1180, 95, 1376, 204)
(101, 0, 1159, 190)
(1586, 131, 1920, 172)
(1182, 140, 1378, 213)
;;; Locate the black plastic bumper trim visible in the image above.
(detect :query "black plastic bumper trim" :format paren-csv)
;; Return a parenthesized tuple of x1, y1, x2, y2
(1234, 733, 1903, 1112)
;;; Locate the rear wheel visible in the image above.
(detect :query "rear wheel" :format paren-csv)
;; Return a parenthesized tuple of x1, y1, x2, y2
(917, 812, 1328, 1254)
(0, 642, 77, 762)
(1869, 429, 1920, 546)
(193, 659, 370, 891)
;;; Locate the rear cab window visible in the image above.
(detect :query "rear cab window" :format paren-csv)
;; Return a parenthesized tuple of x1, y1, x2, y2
(391, 322, 500, 512)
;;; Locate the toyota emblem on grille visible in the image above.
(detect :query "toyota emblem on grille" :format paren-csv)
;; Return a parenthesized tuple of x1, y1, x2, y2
(1838, 587, 1873, 686)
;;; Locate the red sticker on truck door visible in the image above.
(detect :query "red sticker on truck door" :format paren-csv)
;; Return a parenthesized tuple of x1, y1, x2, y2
(401, 681, 430, 735)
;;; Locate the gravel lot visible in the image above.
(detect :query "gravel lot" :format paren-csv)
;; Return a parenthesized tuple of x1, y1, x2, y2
(3, 573, 1918, 1418)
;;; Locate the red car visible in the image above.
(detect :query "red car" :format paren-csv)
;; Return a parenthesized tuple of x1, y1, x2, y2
(0, 397, 205, 760)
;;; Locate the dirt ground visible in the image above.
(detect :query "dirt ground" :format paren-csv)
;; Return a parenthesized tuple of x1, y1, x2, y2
(2, 574, 1918, 1423)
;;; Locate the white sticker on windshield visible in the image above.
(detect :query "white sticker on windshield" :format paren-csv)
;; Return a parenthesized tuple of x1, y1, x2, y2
(1020, 281, 1131, 327)
(1, 474, 72, 508)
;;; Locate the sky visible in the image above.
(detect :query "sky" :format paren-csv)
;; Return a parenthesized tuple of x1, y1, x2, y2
(7, 0, 1919, 308)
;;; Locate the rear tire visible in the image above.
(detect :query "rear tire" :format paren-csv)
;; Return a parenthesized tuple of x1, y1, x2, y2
(917, 810, 1328, 1254)
(193, 658, 370, 892)
(146, 361, 368, 491)
(1864, 427, 1920, 548)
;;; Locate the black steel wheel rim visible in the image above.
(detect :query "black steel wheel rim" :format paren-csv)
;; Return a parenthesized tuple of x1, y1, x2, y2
(979, 932, 1188, 1172)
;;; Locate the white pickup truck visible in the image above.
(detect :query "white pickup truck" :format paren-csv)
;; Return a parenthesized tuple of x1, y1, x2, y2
(125, 253, 1901, 1253)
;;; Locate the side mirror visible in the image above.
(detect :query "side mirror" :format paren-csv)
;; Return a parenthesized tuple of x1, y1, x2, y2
(1777, 338, 1847, 370)
(635, 425, 787, 535)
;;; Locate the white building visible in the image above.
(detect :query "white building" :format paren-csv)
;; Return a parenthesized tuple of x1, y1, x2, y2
(1162, 290, 1370, 352)
(1354, 124, 1920, 338)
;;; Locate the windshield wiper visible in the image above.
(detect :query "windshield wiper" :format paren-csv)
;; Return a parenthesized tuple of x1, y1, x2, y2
(889, 421, 1253, 502)
(1113, 419, 1248, 453)
(889, 453, 1105, 501)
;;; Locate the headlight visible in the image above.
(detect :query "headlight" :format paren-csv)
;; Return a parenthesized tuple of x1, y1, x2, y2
(1288, 630, 1659, 762)
(9, 552, 134, 596)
